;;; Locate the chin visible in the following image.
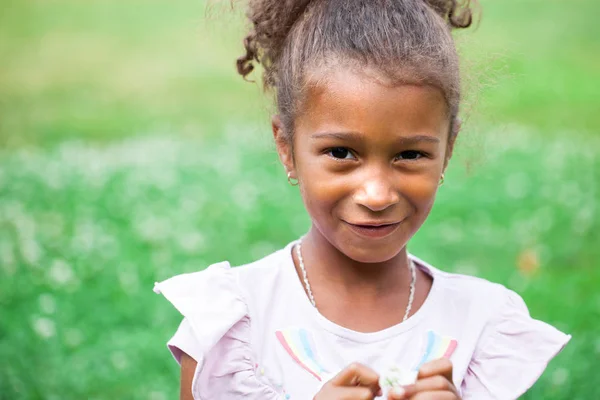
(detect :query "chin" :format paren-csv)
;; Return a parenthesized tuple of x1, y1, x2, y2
(338, 236, 406, 264)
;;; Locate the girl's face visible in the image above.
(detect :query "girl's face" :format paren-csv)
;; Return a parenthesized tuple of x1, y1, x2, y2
(275, 69, 456, 263)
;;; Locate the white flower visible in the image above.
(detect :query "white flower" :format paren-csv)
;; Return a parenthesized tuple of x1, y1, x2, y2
(49, 259, 75, 285)
(32, 316, 55, 339)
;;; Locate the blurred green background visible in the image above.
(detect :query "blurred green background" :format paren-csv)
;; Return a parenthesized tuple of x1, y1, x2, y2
(0, 0, 599, 399)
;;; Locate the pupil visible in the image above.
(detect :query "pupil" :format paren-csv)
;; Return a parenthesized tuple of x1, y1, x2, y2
(404, 151, 418, 159)
(332, 148, 348, 158)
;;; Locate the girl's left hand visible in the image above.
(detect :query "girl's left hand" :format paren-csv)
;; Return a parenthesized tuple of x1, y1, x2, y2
(387, 359, 461, 400)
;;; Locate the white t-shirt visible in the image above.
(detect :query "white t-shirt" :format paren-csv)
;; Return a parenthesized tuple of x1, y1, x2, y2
(154, 240, 570, 400)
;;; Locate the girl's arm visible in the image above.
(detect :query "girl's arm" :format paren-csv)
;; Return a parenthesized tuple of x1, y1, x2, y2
(180, 352, 197, 400)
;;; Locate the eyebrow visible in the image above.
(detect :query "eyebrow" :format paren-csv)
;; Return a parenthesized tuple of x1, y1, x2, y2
(311, 131, 441, 145)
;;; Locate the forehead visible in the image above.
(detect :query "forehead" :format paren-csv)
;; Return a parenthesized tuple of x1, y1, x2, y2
(295, 68, 450, 139)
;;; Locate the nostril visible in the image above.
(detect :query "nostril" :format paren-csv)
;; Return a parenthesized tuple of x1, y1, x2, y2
(354, 184, 400, 212)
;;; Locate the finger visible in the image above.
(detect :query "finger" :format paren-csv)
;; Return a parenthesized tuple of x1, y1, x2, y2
(331, 362, 381, 394)
(389, 375, 458, 399)
(333, 386, 378, 400)
(417, 358, 453, 382)
(409, 391, 457, 400)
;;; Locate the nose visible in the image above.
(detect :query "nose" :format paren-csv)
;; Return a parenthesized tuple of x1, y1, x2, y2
(353, 170, 401, 212)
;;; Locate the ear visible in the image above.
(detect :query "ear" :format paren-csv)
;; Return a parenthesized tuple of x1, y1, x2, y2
(272, 115, 296, 178)
(443, 117, 461, 171)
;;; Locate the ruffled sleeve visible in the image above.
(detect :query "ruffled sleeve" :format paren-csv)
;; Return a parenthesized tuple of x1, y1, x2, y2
(154, 262, 280, 400)
(461, 288, 571, 400)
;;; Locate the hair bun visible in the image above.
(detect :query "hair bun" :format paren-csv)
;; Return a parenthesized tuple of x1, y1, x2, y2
(424, 0, 477, 28)
(237, 0, 314, 84)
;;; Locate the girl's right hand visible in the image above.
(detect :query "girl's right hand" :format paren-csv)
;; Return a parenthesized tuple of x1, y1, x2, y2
(314, 362, 382, 400)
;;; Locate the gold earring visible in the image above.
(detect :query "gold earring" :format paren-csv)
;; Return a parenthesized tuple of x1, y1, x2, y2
(439, 173, 445, 186)
(287, 172, 299, 186)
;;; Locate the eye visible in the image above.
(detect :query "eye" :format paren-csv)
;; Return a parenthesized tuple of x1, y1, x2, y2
(327, 147, 356, 160)
(395, 150, 424, 161)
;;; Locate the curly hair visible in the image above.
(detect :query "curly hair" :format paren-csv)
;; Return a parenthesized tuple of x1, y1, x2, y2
(236, 0, 478, 141)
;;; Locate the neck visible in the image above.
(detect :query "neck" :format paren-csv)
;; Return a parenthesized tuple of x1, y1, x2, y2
(300, 226, 412, 298)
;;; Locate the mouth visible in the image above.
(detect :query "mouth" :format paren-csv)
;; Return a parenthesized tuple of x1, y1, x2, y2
(343, 220, 402, 239)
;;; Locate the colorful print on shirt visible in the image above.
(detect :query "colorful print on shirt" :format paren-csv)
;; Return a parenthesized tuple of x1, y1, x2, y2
(275, 327, 331, 381)
(413, 330, 458, 371)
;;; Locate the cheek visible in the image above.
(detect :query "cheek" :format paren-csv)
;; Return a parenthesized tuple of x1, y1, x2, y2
(401, 174, 440, 213)
(299, 166, 344, 216)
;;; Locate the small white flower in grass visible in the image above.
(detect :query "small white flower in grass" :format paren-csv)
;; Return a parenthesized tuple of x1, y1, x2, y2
(149, 391, 167, 400)
(437, 220, 464, 244)
(505, 172, 529, 200)
(540, 184, 555, 201)
(111, 351, 129, 370)
(64, 328, 83, 348)
(39, 293, 56, 314)
(512, 219, 536, 244)
(95, 232, 119, 260)
(545, 142, 568, 173)
(39, 212, 65, 239)
(40, 162, 64, 190)
(573, 206, 594, 235)
(49, 259, 74, 285)
(231, 181, 259, 211)
(536, 245, 550, 265)
(453, 262, 479, 276)
(508, 272, 529, 293)
(1, 200, 23, 217)
(213, 148, 242, 176)
(179, 195, 205, 215)
(11, 208, 36, 239)
(533, 207, 555, 233)
(71, 220, 96, 253)
(118, 267, 140, 293)
(558, 182, 582, 209)
(134, 215, 171, 243)
(468, 210, 492, 227)
(0, 241, 16, 275)
(250, 241, 277, 261)
(152, 249, 173, 271)
(20, 238, 42, 266)
(224, 123, 260, 146)
(551, 367, 568, 386)
(176, 231, 206, 254)
(32, 316, 55, 339)
(470, 221, 496, 245)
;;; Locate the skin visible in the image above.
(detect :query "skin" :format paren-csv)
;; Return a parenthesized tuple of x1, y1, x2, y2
(277, 68, 457, 334)
(316, 359, 459, 400)
(180, 353, 195, 400)
(180, 68, 460, 399)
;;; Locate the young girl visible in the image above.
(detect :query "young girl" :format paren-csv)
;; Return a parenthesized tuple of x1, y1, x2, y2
(154, 0, 571, 398)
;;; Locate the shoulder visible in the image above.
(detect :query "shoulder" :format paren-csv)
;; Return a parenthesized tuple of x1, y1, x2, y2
(234, 242, 293, 285)
(231, 241, 297, 315)
(411, 254, 513, 312)
(154, 248, 288, 400)
(411, 255, 571, 398)
(153, 260, 248, 332)
(154, 240, 295, 314)
(409, 254, 547, 338)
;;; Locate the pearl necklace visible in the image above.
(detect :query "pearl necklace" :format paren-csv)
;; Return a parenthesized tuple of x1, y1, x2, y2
(295, 240, 417, 322)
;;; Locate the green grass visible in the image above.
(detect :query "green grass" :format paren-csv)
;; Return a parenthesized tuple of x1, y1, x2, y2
(1, 0, 599, 148)
(0, 0, 599, 399)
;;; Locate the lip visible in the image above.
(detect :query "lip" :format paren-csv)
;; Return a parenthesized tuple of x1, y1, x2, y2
(344, 221, 402, 239)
